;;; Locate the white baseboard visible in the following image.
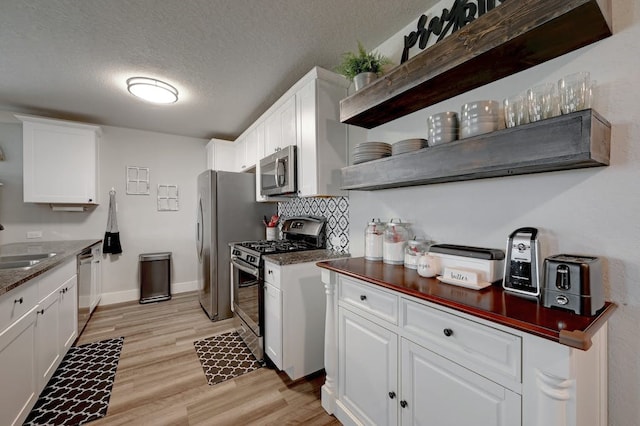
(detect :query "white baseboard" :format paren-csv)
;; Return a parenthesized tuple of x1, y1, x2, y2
(98, 280, 199, 306)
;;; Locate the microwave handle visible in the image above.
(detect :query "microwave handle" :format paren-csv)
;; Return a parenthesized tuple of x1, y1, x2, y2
(275, 158, 283, 188)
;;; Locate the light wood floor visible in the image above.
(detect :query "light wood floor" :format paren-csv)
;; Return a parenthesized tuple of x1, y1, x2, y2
(76, 292, 341, 426)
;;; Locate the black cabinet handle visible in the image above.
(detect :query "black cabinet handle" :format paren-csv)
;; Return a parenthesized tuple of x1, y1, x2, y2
(14, 297, 23, 304)
(400, 400, 408, 408)
(360, 294, 367, 301)
(443, 328, 453, 337)
(388, 391, 396, 399)
(37, 309, 44, 315)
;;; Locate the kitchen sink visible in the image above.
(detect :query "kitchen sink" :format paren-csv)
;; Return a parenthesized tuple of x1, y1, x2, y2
(0, 252, 57, 270)
(0, 252, 57, 262)
(0, 259, 42, 270)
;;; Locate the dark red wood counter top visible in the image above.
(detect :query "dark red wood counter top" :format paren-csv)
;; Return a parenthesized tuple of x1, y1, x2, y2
(317, 257, 616, 350)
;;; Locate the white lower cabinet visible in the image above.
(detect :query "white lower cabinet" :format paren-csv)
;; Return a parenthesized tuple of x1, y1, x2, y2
(0, 307, 38, 426)
(337, 304, 520, 426)
(338, 307, 397, 426)
(263, 260, 327, 380)
(264, 282, 283, 367)
(323, 272, 608, 426)
(401, 338, 520, 426)
(0, 257, 78, 426)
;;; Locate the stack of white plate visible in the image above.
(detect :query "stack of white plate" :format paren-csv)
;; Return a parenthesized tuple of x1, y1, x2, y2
(392, 138, 428, 155)
(353, 142, 392, 164)
(460, 100, 500, 138)
(427, 112, 458, 146)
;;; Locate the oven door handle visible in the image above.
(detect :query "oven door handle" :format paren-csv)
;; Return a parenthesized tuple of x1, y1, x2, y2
(231, 256, 260, 277)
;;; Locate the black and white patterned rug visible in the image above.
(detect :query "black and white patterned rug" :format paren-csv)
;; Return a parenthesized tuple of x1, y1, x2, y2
(24, 337, 124, 426)
(194, 332, 261, 386)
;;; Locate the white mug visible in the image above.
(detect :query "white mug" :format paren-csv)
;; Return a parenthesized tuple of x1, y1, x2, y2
(417, 254, 440, 278)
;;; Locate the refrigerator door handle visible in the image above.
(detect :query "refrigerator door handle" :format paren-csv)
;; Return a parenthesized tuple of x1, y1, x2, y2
(196, 197, 204, 261)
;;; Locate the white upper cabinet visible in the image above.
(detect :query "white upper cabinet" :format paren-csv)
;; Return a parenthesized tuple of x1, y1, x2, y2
(17, 115, 101, 204)
(264, 95, 297, 155)
(296, 77, 348, 197)
(206, 138, 236, 172)
(237, 127, 258, 172)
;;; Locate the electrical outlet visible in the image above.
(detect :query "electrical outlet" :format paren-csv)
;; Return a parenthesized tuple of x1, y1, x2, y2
(26, 231, 42, 239)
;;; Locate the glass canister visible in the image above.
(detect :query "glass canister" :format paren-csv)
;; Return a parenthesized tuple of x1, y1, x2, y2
(383, 219, 410, 265)
(364, 219, 385, 261)
(404, 239, 428, 269)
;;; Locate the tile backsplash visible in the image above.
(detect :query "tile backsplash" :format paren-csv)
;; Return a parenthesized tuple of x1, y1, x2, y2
(278, 196, 349, 253)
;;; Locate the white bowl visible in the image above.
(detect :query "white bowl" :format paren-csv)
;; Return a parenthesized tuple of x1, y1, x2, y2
(461, 100, 500, 115)
(429, 133, 458, 145)
(460, 122, 499, 138)
(461, 116, 499, 126)
(428, 111, 459, 126)
(461, 101, 500, 121)
(428, 125, 459, 136)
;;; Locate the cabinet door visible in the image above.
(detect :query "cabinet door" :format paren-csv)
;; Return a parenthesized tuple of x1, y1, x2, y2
(244, 127, 258, 170)
(22, 119, 99, 204)
(59, 276, 78, 352)
(264, 96, 297, 154)
(35, 290, 61, 387)
(279, 95, 297, 149)
(0, 308, 38, 426)
(339, 307, 398, 426)
(264, 282, 283, 369)
(401, 339, 521, 426)
(235, 136, 247, 171)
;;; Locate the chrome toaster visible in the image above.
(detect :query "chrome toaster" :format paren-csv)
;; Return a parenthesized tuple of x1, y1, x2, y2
(542, 254, 604, 316)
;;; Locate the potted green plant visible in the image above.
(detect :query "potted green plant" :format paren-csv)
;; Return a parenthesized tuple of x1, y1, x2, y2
(335, 41, 393, 91)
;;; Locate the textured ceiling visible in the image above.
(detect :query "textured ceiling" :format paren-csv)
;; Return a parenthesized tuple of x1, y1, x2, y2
(0, 0, 435, 140)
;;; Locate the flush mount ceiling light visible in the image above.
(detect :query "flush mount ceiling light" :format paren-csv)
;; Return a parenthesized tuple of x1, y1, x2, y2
(127, 77, 178, 104)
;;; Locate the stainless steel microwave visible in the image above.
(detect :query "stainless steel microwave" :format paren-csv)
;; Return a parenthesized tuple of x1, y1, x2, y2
(259, 145, 297, 196)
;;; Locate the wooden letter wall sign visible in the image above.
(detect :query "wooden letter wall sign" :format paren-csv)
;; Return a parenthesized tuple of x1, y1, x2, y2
(402, 0, 507, 63)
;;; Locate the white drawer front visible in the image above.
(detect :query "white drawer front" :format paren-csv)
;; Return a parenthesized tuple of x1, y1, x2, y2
(339, 277, 398, 324)
(37, 259, 76, 300)
(0, 280, 38, 331)
(263, 262, 281, 288)
(402, 298, 522, 387)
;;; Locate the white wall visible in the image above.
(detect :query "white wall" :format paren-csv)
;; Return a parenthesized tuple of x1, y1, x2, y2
(0, 118, 208, 303)
(348, 1, 639, 425)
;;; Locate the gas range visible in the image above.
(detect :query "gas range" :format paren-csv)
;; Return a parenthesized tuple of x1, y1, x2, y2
(231, 216, 327, 270)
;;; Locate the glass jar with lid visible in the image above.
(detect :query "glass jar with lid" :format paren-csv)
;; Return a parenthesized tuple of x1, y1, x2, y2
(364, 219, 385, 261)
(383, 219, 410, 265)
(404, 239, 428, 269)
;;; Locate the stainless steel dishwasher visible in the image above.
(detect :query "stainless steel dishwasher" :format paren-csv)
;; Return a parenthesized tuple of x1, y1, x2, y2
(77, 249, 94, 335)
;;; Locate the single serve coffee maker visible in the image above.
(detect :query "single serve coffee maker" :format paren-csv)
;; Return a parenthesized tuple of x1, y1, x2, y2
(503, 227, 541, 297)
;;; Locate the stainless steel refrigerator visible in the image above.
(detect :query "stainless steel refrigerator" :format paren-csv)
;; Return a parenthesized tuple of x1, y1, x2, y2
(196, 170, 276, 320)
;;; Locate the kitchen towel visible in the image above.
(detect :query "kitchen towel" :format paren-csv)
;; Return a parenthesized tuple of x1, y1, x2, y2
(103, 190, 123, 254)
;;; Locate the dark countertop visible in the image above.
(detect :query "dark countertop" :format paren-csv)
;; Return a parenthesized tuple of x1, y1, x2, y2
(264, 249, 350, 266)
(0, 239, 102, 296)
(317, 257, 617, 351)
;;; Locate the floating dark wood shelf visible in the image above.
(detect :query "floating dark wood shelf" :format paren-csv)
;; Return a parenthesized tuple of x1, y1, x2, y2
(340, 0, 612, 128)
(341, 109, 610, 191)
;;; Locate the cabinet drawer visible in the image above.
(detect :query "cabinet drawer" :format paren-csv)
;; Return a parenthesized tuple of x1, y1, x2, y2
(0, 281, 38, 331)
(401, 298, 522, 386)
(37, 258, 76, 300)
(339, 277, 398, 324)
(264, 262, 281, 288)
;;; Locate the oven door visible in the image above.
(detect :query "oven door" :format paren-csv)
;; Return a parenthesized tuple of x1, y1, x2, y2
(231, 255, 263, 338)
(259, 145, 297, 196)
